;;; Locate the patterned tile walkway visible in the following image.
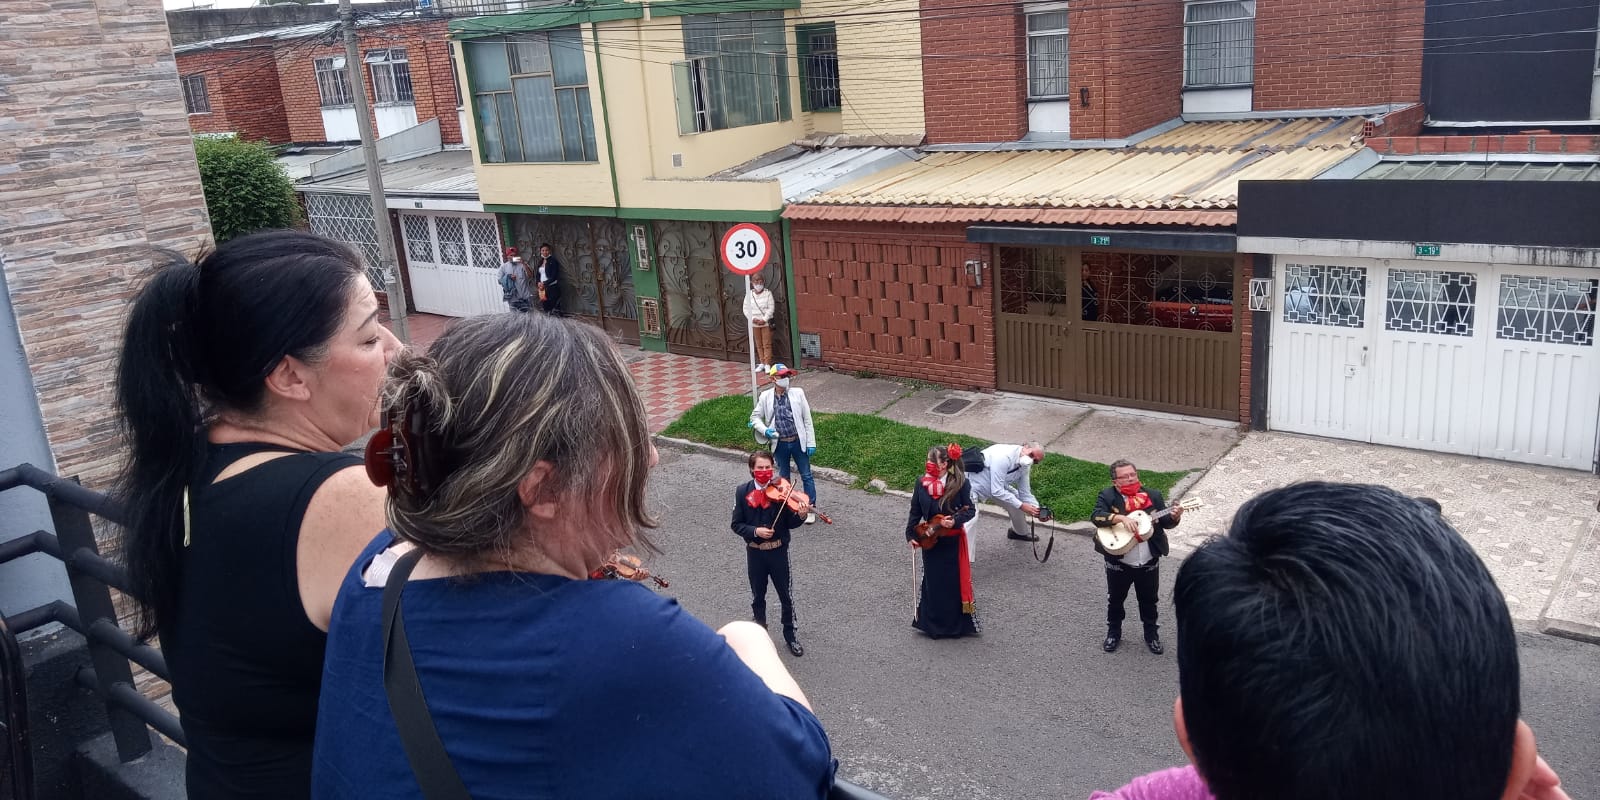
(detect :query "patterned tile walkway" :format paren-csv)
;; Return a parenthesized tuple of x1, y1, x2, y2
(388, 313, 754, 433)
(1175, 431, 1600, 624)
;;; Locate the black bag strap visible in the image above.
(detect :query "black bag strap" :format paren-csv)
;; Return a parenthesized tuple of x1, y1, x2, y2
(382, 547, 473, 800)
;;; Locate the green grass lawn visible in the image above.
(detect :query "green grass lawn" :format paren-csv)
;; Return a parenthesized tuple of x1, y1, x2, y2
(660, 394, 1186, 523)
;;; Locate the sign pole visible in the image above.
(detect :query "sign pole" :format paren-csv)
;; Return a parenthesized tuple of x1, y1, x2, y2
(747, 274, 760, 401)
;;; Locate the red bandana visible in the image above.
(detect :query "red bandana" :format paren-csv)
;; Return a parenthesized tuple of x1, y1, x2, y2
(746, 487, 771, 509)
(1124, 491, 1152, 512)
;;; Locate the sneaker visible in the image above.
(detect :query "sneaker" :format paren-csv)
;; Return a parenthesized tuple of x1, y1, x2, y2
(754, 363, 769, 373)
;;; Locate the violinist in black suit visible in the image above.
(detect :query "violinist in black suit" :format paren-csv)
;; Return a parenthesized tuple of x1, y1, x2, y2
(732, 451, 807, 657)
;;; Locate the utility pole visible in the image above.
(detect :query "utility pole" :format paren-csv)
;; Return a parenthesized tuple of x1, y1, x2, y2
(339, 0, 410, 344)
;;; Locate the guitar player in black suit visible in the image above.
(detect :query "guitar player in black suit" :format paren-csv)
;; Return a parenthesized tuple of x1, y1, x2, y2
(1090, 459, 1183, 655)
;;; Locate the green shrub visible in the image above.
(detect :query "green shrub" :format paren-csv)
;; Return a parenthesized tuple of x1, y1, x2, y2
(193, 137, 302, 242)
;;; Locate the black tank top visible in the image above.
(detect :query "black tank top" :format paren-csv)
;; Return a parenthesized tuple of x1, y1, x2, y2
(161, 443, 363, 800)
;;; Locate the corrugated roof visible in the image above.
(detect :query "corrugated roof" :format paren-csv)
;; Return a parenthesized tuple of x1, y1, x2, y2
(795, 118, 1364, 220)
(1358, 160, 1600, 181)
(716, 147, 922, 203)
(297, 149, 478, 197)
(174, 13, 410, 53)
(781, 205, 1237, 227)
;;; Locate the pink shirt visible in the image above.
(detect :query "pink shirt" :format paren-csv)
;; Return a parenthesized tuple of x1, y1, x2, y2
(1089, 765, 1214, 800)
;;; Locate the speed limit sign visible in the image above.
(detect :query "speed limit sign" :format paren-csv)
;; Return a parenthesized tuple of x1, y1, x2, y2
(719, 223, 772, 276)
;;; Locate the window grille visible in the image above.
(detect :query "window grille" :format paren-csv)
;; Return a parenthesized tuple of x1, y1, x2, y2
(1185, 0, 1255, 88)
(315, 56, 354, 108)
(1081, 252, 1235, 332)
(1026, 10, 1070, 99)
(304, 193, 384, 289)
(1497, 275, 1597, 346)
(466, 28, 598, 163)
(182, 74, 211, 114)
(798, 24, 840, 112)
(1283, 263, 1366, 328)
(366, 48, 415, 104)
(1386, 270, 1476, 337)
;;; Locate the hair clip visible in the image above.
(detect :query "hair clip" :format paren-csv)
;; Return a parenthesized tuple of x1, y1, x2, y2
(364, 402, 446, 498)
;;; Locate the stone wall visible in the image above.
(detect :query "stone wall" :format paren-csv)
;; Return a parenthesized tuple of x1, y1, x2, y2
(1, 0, 213, 494)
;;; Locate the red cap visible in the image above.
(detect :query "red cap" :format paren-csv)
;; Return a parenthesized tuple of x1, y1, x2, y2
(504, 246, 519, 256)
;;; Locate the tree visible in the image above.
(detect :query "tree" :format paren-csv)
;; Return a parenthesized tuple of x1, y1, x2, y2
(193, 137, 302, 242)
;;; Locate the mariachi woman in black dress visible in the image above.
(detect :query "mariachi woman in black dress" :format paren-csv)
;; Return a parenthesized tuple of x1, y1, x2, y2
(906, 444, 980, 638)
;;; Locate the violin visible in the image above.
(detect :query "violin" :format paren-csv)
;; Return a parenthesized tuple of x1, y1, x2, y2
(763, 477, 834, 524)
(912, 505, 973, 549)
(589, 552, 668, 588)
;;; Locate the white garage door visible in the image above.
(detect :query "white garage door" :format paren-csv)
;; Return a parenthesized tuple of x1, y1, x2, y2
(1270, 258, 1600, 471)
(401, 213, 505, 317)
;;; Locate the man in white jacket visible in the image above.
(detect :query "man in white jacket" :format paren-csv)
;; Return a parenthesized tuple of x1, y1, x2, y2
(743, 273, 776, 371)
(748, 364, 819, 524)
(966, 442, 1046, 561)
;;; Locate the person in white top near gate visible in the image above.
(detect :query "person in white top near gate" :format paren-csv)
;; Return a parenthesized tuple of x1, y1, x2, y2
(963, 442, 1046, 562)
(748, 364, 819, 524)
(743, 273, 777, 371)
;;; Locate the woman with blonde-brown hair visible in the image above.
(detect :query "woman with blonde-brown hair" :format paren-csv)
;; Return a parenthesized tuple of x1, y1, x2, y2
(311, 312, 834, 799)
(906, 444, 980, 639)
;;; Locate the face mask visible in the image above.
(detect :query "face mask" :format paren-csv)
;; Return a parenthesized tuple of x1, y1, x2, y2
(752, 283, 765, 293)
(924, 461, 943, 479)
(1018, 454, 1034, 467)
(776, 378, 790, 389)
(1118, 481, 1143, 497)
(753, 469, 774, 485)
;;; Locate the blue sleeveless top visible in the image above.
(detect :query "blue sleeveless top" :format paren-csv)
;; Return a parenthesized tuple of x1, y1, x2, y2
(312, 532, 834, 800)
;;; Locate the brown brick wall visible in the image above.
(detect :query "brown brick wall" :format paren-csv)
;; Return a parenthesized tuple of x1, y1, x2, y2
(1255, 0, 1424, 110)
(1362, 101, 1425, 139)
(920, 0, 1028, 144)
(178, 47, 291, 143)
(1235, 253, 1252, 426)
(276, 20, 462, 144)
(1367, 133, 1600, 155)
(2, 0, 213, 490)
(791, 220, 997, 389)
(1069, 0, 1183, 140)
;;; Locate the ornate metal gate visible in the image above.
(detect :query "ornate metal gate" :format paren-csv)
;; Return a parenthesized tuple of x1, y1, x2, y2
(509, 215, 639, 344)
(652, 219, 792, 364)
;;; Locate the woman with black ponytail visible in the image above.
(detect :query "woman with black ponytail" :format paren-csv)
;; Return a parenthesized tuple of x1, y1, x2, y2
(115, 230, 402, 799)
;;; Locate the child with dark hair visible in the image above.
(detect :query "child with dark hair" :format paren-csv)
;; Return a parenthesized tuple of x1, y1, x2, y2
(1091, 481, 1569, 800)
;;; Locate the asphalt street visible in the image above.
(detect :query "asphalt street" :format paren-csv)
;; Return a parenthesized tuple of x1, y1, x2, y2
(646, 449, 1600, 800)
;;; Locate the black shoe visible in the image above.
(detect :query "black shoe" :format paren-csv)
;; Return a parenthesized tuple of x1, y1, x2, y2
(753, 617, 767, 629)
(1146, 636, 1164, 655)
(786, 640, 804, 657)
(1007, 530, 1040, 542)
(1103, 633, 1121, 652)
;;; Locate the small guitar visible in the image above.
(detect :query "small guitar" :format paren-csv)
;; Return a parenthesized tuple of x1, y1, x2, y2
(1094, 496, 1204, 556)
(913, 505, 972, 549)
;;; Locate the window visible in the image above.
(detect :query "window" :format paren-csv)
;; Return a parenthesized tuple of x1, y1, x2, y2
(797, 23, 840, 112)
(1282, 263, 1366, 328)
(366, 48, 415, 104)
(1081, 252, 1236, 332)
(1026, 7, 1070, 99)
(1497, 275, 1597, 346)
(1184, 0, 1254, 88)
(448, 43, 464, 108)
(673, 11, 791, 134)
(181, 74, 211, 114)
(315, 56, 354, 108)
(1386, 270, 1476, 337)
(466, 28, 598, 164)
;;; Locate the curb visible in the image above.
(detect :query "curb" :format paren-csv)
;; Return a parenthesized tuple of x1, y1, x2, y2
(1537, 513, 1600, 646)
(653, 434, 859, 487)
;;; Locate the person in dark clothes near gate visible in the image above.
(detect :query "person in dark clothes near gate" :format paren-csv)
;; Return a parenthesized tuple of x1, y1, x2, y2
(535, 243, 562, 315)
(732, 451, 809, 656)
(1091, 459, 1183, 655)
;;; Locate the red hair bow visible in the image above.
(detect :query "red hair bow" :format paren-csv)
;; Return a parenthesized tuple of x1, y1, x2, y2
(947, 443, 962, 460)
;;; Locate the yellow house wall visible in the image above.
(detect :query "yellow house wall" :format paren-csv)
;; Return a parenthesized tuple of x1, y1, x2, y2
(459, 1, 925, 214)
(799, 0, 925, 136)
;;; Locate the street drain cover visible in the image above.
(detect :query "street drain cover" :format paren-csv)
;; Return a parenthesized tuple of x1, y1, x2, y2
(930, 398, 973, 415)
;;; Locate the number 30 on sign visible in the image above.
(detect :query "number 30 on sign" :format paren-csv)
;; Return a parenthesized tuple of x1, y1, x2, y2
(719, 223, 772, 276)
